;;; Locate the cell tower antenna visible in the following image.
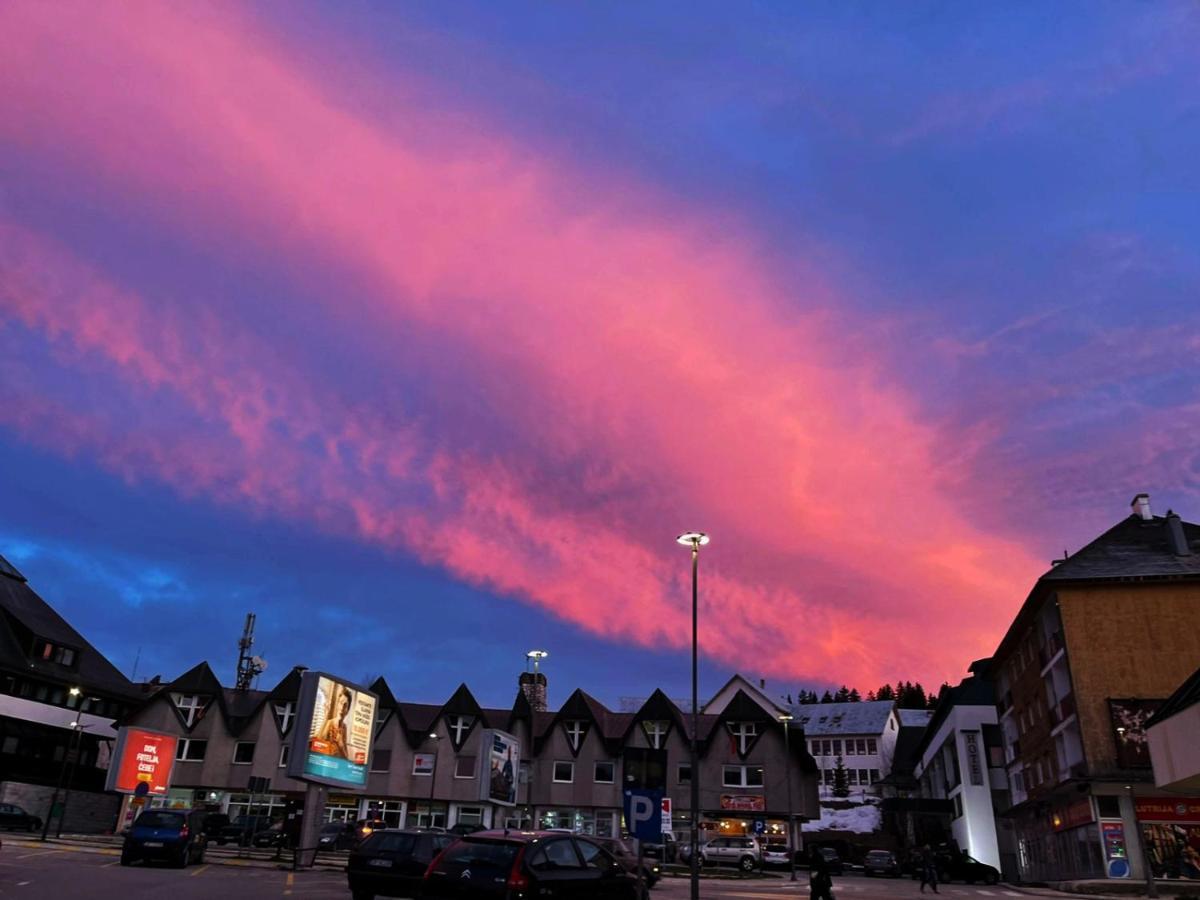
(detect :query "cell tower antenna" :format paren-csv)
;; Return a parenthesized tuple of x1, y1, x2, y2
(235, 613, 266, 690)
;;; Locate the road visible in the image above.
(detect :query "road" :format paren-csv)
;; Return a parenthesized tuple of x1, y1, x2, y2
(653, 874, 1064, 900)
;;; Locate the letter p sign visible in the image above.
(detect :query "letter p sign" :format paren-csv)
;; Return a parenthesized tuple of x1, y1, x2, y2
(623, 789, 663, 842)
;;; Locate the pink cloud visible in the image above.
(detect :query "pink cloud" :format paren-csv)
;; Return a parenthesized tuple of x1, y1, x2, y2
(0, 4, 1049, 686)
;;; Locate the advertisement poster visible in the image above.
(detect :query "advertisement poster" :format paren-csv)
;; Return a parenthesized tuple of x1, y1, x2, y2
(720, 794, 766, 812)
(480, 730, 519, 806)
(288, 672, 377, 789)
(1142, 823, 1200, 880)
(1109, 699, 1162, 768)
(104, 727, 177, 796)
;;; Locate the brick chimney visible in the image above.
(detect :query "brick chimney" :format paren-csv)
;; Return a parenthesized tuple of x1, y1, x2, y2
(1131, 493, 1152, 521)
(519, 671, 547, 712)
(1165, 510, 1193, 557)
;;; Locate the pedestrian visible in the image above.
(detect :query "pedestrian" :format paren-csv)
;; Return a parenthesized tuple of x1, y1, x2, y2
(919, 845, 940, 894)
(809, 847, 835, 900)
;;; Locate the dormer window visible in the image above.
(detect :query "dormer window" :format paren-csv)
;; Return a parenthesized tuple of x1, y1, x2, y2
(274, 701, 296, 735)
(35, 639, 77, 668)
(172, 693, 208, 728)
(564, 720, 588, 752)
(727, 721, 758, 755)
(447, 715, 473, 747)
(642, 720, 669, 749)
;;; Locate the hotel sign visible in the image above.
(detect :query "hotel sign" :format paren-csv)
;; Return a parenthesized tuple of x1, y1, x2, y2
(963, 731, 984, 786)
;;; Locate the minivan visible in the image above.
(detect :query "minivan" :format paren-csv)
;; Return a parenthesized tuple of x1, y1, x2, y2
(122, 808, 207, 867)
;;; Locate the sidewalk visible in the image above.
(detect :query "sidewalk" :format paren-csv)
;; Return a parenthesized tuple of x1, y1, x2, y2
(1040, 879, 1199, 897)
(2, 834, 348, 872)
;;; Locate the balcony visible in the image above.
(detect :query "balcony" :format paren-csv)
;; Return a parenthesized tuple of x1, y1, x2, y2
(1039, 632, 1066, 673)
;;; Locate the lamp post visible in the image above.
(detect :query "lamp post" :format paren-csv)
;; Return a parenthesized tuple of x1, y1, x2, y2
(779, 713, 796, 881)
(41, 687, 82, 842)
(1125, 784, 1157, 898)
(677, 531, 709, 900)
(427, 733, 440, 829)
(57, 720, 91, 838)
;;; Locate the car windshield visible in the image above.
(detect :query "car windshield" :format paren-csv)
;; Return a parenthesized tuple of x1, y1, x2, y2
(361, 832, 416, 855)
(437, 838, 519, 872)
(136, 812, 185, 828)
(867, 851, 890, 859)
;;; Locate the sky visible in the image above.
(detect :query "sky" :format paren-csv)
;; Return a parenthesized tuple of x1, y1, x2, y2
(1, 1, 1198, 710)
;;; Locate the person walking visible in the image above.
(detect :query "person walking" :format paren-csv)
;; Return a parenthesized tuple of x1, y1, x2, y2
(919, 845, 940, 894)
(809, 847, 835, 900)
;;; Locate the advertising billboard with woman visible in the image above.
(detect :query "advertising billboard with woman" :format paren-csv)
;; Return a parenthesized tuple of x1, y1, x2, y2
(288, 671, 378, 788)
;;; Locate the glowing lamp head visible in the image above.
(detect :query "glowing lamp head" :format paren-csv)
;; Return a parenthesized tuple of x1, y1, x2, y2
(69, 686, 82, 696)
(676, 532, 709, 547)
(779, 713, 794, 722)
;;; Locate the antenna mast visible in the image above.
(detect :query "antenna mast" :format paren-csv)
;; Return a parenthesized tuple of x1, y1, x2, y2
(235, 612, 266, 690)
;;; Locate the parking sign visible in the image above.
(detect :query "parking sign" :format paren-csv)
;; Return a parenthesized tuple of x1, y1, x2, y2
(623, 789, 663, 842)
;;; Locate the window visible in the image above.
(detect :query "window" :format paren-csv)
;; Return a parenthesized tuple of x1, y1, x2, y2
(722, 765, 764, 788)
(176, 738, 207, 761)
(232, 741, 255, 764)
(454, 755, 476, 778)
(413, 754, 435, 776)
(727, 721, 758, 755)
(867, 738, 877, 754)
(594, 761, 615, 783)
(823, 769, 835, 785)
(857, 739, 868, 755)
(446, 715, 473, 746)
(172, 693, 207, 727)
(810, 741, 821, 756)
(370, 749, 391, 773)
(642, 720, 669, 749)
(553, 761, 574, 783)
(677, 763, 692, 785)
(858, 768, 869, 784)
(848, 769, 858, 785)
(1097, 795, 1121, 818)
(831, 739, 842, 755)
(35, 640, 78, 667)
(1, 736, 17, 754)
(564, 720, 587, 752)
(870, 769, 880, 784)
(279, 745, 290, 767)
(952, 794, 963, 819)
(273, 701, 296, 734)
(846, 740, 857, 756)
(456, 806, 484, 827)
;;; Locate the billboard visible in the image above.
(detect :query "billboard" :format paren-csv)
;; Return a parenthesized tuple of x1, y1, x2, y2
(104, 727, 178, 796)
(287, 672, 377, 789)
(479, 729, 519, 807)
(1109, 699, 1162, 768)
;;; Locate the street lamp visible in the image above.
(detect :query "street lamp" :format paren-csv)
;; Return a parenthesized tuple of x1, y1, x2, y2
(427, 733, 440, 829)
(1125, 784, 1158, 898)
(779, 713, 797, 881)
(57, 720, 92, 838)
(677, 531, 708, 900)
(41, 689, 83, 842)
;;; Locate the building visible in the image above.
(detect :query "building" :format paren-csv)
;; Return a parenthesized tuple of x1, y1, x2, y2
(0, 552, 141, 831)
(786, 700, 902, 796)
(991, 495, 1200, 882)
(1143, 667, 1200, 881)
(123, 665, 820, 844)
(911, 660, 1014, 877)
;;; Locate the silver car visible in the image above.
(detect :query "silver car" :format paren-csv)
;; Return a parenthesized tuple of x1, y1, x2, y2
(700, 836, 761, 872)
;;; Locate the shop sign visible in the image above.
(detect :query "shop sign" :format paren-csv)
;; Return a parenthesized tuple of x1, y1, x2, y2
(963, 731, 984, 786)
(661, 797, 672, 835)
(1051, 797, 1094, 832)
(720, 794, 765, 812)
(105, 727, 178, 796)
(1135, 799, 1200, 822)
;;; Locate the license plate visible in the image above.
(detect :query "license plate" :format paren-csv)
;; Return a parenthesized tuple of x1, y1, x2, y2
(368, 859, 393, 868)
(144, 841, 164, 848)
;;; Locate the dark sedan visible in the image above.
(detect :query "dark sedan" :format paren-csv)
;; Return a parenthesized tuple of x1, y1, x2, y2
(347, 829, 455, 899)
(940, 852, 1000, 885)
(0, 803, 42, 832)
(864, 849, 901, 877)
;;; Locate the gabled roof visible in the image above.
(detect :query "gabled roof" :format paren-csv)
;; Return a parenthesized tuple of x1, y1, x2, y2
(624, 688, 690, 742)
(1146, 665, 1200, 729)
(898, 709, 934, 727)
(0, 562, 138, 700)
(265, 667, 305, 703)
(788, 701, 896, 736)
(702, 674, 789, 717)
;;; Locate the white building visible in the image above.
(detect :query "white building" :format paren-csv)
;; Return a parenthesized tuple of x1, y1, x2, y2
(790, 700, 902, 795)
(1146, 665, 1200, 793)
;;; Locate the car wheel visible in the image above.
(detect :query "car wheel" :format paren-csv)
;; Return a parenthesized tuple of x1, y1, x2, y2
(120, 853, 133, 867)
(986, 872, 999, 885)
(739, 855, 755, 872)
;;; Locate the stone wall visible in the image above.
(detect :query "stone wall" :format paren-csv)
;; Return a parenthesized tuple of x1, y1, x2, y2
(1, 780, 121, 834)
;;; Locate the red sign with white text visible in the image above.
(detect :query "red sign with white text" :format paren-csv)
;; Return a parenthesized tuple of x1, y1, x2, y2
(1134, 799, 1200, 822)
(107, 728, 178, 796)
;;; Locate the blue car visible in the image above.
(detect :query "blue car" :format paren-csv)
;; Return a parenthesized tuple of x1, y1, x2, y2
(121, 808, 208, 867)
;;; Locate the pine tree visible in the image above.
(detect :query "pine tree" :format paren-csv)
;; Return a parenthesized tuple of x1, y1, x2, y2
(866, 690, 876, 702)
(848, 688, 861, 702)
(834, 685, 851, 702)
(874, 684, 896, 702)
(832, 756, 850, 798)
(820, 690, 834, 703)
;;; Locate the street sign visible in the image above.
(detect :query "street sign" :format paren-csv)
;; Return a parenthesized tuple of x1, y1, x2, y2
(661, 797, 673, 835)
(133, 781, 149, 798)
(623, 789, 663, 842)
(753, 818, 766, 835)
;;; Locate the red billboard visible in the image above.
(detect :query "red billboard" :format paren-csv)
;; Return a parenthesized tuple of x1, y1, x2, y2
(1135, 798, 1200, 823)
(105, 727, 178, 796)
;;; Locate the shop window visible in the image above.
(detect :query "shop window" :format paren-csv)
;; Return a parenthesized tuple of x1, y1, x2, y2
(594, 761, 614, 783)
(553, 761, 574, 783)
(677, 763, 692, 785)
(371, 749, 391, 773)
(176, 738, 207, 761)
(232, 741, 256, 764)
(454, 755, 476, 778)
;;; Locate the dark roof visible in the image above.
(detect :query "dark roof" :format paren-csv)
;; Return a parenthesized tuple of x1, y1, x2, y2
(880, 725, 929, 785)
(788, 701, 896, 736)
(913, 663, 996, 762)
(996, 509, 1200, 661)
(1146, 665, 1200, 729)
(0, 558, 139, 700)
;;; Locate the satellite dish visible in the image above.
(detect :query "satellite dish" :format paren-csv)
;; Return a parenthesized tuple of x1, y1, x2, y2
(251, 656, 268, 672)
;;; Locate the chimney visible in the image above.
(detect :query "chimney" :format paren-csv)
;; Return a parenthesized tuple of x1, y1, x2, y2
(1131, 493, 1152, 521)
(1165, 510, 1192, 557)
(519, 671, 548, 712)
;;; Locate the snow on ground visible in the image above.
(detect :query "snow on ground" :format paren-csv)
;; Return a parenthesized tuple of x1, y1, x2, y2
(801, 803, 881, 834)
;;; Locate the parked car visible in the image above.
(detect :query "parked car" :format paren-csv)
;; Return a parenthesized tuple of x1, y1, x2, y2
(121, 808, 207, 867)
(700, 836, 761, 872)
(201, 812, 229, 841)
(318, 820, 359, 851)
(447, 822, 486, 837)
(815, 846, 844, 875)
(252, 821, 289, 848)
(588, 836, 660, 886)
(422, 830, 640, 899)
(0, 803, 42, 832)
(940, 852, 1000, 885)
(216, 814, 273, 846)
(642, 831, 677, 863)
(864, 849, 901, 877)
(347, 828, 456, 899)
(761, 841, 793, 868)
